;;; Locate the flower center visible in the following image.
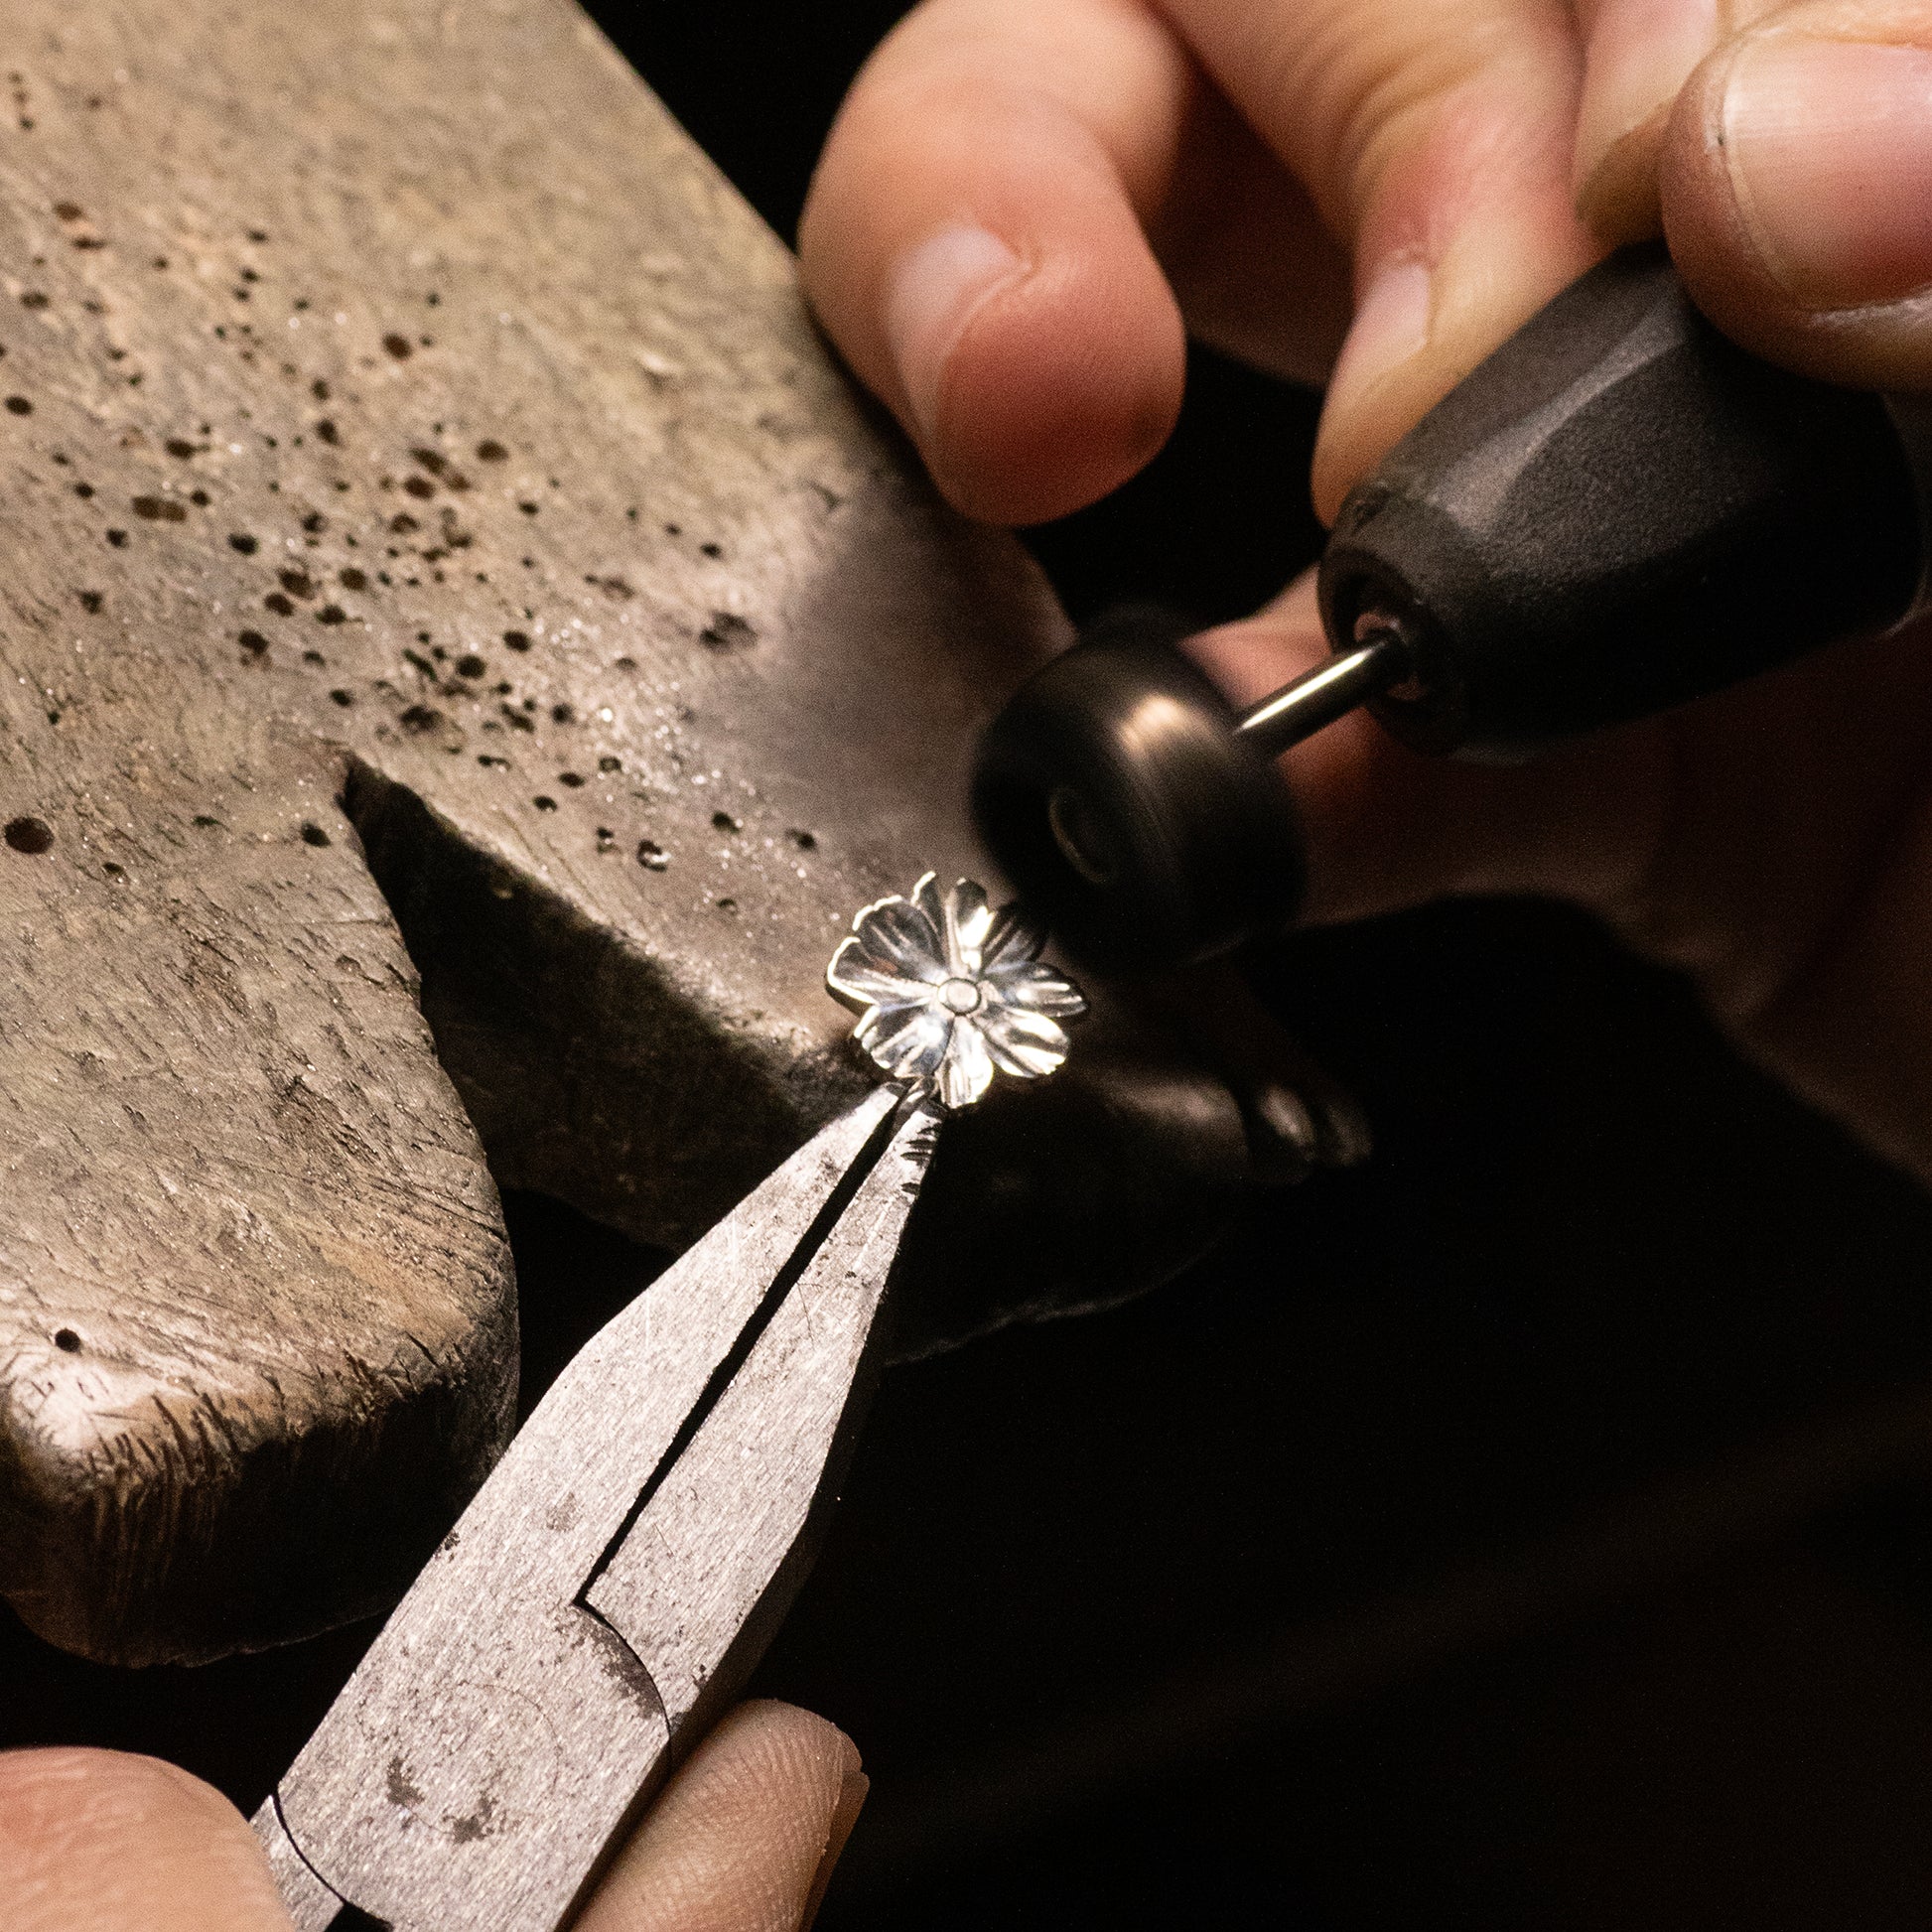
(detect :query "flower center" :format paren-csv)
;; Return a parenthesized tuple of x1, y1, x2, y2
(938, 977, 983, 1016)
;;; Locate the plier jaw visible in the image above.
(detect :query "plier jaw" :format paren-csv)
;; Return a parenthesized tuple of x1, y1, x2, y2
(255, 1086, 934, 1931)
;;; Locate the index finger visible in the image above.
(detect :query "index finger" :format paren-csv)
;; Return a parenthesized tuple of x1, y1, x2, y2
(799, 0, 1202, 526)
(1151, 0, 1597, 515)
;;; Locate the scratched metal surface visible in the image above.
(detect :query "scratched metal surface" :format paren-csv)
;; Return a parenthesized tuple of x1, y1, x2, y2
(258, 1089, 929, 1929)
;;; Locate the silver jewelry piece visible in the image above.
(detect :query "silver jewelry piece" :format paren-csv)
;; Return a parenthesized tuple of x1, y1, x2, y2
(826, 872, 1088, 1109)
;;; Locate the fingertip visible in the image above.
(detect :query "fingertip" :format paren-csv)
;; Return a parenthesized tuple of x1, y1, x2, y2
(882, 223, 1030, 452)
(795, 1721, 868, 1932)
(1310, 202, 1595, 523)
(718, 1697, 862, 1801)
(1309, 256, 1436, 524)
(923, 239, 1183, 523)
(579, 1703, 864, 1932)
(0, 1747, 290, 1932)
(1574, 109, 1668, 247)
(1656, 45, 1782, 354)
(0, 1745, 234, 1840)
(1307, 65, 1597, 522)
(798, 18, 1187, 529)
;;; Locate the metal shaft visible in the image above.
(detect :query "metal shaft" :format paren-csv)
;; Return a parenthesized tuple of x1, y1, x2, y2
(1233, 623, 1413, 759)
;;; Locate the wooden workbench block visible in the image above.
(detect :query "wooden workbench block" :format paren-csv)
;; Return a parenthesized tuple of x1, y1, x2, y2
(0, 1, 1330, 1665)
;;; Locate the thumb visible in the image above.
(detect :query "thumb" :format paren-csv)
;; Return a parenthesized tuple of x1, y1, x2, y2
(0, 1747, 293, 1931)
(1661, 1, 1932, 389)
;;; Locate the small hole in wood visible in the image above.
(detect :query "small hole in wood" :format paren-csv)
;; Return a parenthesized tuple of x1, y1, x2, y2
(5, 816, 53, 854)
(300, 822, 332, 847)
(53, 1328, 81, 1354)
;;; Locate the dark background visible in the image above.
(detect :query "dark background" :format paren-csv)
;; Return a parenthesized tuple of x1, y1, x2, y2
(9, 5, 1932, 1927)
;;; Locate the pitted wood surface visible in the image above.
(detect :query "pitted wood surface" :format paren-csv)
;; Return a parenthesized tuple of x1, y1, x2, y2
(0, 2, 1323, 1666)
(0, 0, 1070, 1664)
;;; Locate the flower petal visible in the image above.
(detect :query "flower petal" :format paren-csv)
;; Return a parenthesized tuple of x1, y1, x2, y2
(857, 999, 953, 1081)
(827, 938, 925, 1015)
(935, 1015, 995, 1109)
(975, 1003, 1072, 1079)
(943, 878, 993, 977)
(980, 901, 1045, 970)
(850, 893, 946, 987)
(828, 874, 1088, 1107)
(983, 958, 1089, 1019)
(911, 871, 946, 938)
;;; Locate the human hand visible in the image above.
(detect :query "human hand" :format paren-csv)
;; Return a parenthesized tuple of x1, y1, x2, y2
(0, 1702, 865, 1931)
(800, 0, 1597, 527)
(801, 0, 1932, 1184)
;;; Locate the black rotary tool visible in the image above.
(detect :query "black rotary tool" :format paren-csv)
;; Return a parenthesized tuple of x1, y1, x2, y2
(971, 240, 1932, 974)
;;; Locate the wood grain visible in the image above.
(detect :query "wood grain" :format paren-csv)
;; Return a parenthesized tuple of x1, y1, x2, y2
(0, 1, 1337, 1665)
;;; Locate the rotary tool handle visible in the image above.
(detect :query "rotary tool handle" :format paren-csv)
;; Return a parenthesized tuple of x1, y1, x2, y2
(1320, 240, 1928, 762)
(972, 241, 1932, 976)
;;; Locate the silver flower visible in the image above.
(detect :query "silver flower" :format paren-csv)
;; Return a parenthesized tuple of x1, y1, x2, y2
(827, 873, 1088, 1110)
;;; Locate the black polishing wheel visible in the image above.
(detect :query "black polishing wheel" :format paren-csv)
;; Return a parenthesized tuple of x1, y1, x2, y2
(970, 611, 1309, 973)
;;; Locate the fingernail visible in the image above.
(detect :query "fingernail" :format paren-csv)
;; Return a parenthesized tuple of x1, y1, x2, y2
(1574, 0, 1717, 239)
(1326, 258, 1432, 405)
(885, 224, 1025, 445)
(1723, 37, 1932, 309)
